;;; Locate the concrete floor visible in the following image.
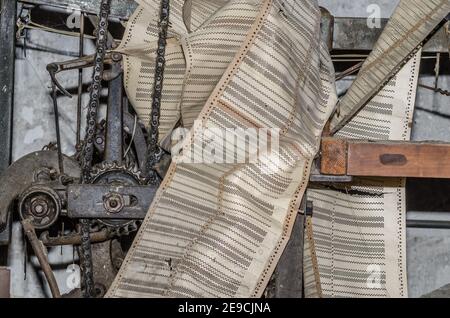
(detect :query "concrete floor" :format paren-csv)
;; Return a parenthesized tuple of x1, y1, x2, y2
(8, 0, 450, 298)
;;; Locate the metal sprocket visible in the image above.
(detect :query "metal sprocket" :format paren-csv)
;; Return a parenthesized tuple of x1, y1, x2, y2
(90, 161, 145, 234)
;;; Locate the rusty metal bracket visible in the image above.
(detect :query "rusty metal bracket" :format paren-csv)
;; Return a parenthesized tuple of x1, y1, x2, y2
(67, 184, 157, 219)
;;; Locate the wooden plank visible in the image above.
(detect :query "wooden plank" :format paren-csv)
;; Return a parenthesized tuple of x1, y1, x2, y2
(320, 138, 348, 176)
(319, 139, 450, 179)
(347, 142, 450, 178)
(0, 267, 10, 298)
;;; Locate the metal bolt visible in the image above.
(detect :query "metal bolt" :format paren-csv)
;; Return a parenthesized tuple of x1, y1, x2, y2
(103, 193, 124, 214)
(31, 198, 49, 216)
(111, 52, 122, 62)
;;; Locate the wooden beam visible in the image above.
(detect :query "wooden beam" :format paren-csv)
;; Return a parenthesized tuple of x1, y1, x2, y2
(0, 267, 10, 298)
(320, 138, 347, 175)
(320, 138, 450, 179)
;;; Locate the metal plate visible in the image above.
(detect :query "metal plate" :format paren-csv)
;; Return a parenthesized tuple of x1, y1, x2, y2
(67, 184, 157, 219)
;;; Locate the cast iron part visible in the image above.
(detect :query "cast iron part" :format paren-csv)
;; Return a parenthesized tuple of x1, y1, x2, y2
(0, 0, 170, 298)
(19, 186, 62, 230)
(83, 162, 148, 226)
(103, 192, 125, 214)
(68, 184, 156, 219)
(0, 151, 81, 244)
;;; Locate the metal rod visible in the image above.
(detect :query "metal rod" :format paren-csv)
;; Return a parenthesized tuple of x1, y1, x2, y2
(335, 61, 363, 81)
(419, 83, 450, 96)
(76, 12, 85, 146)
(21, 219, 61, 298)
(407, 220, 450, 229)
(40, 228, 113, 246)
(51, 82, 65, 175)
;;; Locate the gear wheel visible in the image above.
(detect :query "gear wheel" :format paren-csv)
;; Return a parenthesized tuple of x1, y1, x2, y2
(89, 162, 146, 234)
(90, 161, 146, 184)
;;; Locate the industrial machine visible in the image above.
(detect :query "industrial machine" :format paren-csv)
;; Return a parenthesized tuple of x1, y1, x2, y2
(0, 0, 449, 298)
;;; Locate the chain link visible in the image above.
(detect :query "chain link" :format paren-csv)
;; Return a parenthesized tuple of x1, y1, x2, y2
(144, 0, 170, 184)
(79, 0, 112, 298)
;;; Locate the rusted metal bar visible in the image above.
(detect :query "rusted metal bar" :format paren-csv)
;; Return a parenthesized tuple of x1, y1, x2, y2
(40, 228, 113, 247)
(0, 0, 16, 173)
(320, 138, 450, 179)
(67, 184, 157, 219)
(104, 71, 124, 164)
(21, 219, 61, 298)
(0, 267, 10, 298)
